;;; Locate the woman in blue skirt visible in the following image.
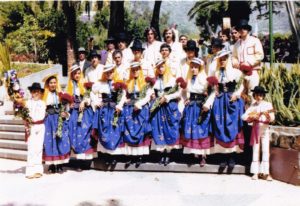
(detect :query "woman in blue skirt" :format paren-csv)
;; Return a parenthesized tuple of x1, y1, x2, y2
(91, 64, 127, 162)
(150, 59, 182, 166)
(210, 50, 245, 169)
(66, 64, 96, 163)
(181, 58, 215, 166)
(42, 74, 70, 173)
(122, 62, 154, 167)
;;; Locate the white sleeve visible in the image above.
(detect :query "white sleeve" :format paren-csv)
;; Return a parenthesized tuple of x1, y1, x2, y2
(134, 88, 154, 109)
(203, 91, 215, 109)
(116, 90, 127, 111)
(164, 89, 181, 103)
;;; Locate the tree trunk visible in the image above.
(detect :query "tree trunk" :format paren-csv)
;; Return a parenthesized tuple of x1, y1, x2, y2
(108, 1, 125, 38)
(286, 1, 300, 57)
(151, 1, 162, 41)
(62, 1, 78, 76)
(227, 1, 251, 27)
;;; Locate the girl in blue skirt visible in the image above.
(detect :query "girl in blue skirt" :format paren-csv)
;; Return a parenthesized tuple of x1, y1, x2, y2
(42, 74, 70, 173)
(181, 58, 215, 166)
(66, 64, 96, 163)
(122, 62, 154, 167)
(91, 64, 127, 162)
(150, 59, 182, 166)
(210, 50, 245, 169)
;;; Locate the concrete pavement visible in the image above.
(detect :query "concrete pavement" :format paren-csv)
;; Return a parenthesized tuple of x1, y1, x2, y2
(0, 158, 299, 206)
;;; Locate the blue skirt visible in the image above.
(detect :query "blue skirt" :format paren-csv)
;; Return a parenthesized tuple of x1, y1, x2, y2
(150, 101, 181, 146)
(69, 107, 95, 156)
(43, 113, 70, 164)
(181, 101, 213, 150)
(122, 104, 152, 146)
(93, 104, 124, 150)
(211, 92, 244, 148)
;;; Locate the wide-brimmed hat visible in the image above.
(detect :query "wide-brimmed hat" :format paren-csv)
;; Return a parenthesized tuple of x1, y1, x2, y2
(104, 37, 116, 44)
(103, 64, 115, 73)
(215, 50, 231, 59)
(251, 86, 268, 94)
(28, 82, 44, 92)
(89, 49, 101, 59)
(236, 19, 252, 31)
(78, 47, 86, 53)
(211, 38, 224, 48)
(184, 40, 199, 52)
(70, 64, 80, 73)
(130, 61, 141, 69)
(155, 59, 165, 67)
(116, 32, 130, 42)
(42, 73, 58, 83)
(130, 39, 144, 51)
(190, 57, 204, 66)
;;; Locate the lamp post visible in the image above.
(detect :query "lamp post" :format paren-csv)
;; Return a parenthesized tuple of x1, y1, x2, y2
(269, 1, 273, 67)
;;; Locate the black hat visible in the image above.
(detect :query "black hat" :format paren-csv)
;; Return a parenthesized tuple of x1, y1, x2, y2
(184, 40, 199, 52)
(251, 86, 268, 94)
(211, 38, 224, 48)
(116, 32, 129, 42)
(104, 36, 116, 44)
(236, 19, 252, 31)
(89, 49, 101, 59)
(130, 39, 144, 51)
(28, 82, 44, 92)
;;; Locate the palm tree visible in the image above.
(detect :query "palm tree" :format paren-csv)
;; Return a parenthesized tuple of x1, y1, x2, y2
(286, 1, 300, 57)
(151, 1, 162, 41)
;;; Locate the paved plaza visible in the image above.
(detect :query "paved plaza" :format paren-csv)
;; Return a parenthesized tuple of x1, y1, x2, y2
(0, 158, 299, 206)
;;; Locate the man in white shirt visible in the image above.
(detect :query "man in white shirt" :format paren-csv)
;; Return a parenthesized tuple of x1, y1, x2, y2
(84, 50, 104, 83)
(77, 47, 91, 76)
(112, 50, 129, 82)
(163, 28, 186, 61)
(142, 27, 163, 68)
(116, 32, 134, 65)
(100, 37, 116, 65)
(232, 19, 264, 101)
(179, 40, 200, 79)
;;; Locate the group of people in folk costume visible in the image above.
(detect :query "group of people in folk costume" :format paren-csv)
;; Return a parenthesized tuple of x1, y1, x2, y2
(20, 19, 274, 181)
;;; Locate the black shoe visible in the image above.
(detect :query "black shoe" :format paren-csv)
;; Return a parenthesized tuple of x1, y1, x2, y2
(159, 156, 165, 165)
(228, 157, 236, 168)
(200, 156, 206, 167)
(218, 161, 227, 174)
(164, 156, 170, 166)
(56, 165, 64, 174)
(135, 157, 143, 168)
(48, 164, 56, 174)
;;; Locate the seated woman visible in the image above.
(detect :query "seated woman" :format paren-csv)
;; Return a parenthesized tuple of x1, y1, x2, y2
(43, 74, 70, 173)
(150, 59, 182, 166)
(181, 58, 214, 167)
(122, 62, 154, 167)
(209, 50, 245, 169)
(91, 64, 127, 164)
(66, 64, 96, 168)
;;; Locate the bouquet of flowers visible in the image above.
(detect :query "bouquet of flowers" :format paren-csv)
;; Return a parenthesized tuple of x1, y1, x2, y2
(77, 82, 94, 123)
(56, 92, 74, 138)
(150, 77, 187, 114)
(239, 63, 253, 76)
(112, 82, 127, 126)
(138, 77, 156, 100)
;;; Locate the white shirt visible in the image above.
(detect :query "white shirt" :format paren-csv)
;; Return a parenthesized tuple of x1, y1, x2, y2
(121, 48, 134, 65)
(79, 60, 85, 71)
(115, 63, 130, 81)
(242, 100, 275, 124)
(143, 40, 163, 67)
(26, 99, 46, 122)
(84, 64, 104, 83)
(178, 58, 191, 79)
(166, 41, 186, 61)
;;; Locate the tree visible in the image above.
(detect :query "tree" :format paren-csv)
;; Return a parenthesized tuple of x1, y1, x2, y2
(286, 1, 300, 58)
(151, 1, 162, 41)
(108, 1, 125, 37)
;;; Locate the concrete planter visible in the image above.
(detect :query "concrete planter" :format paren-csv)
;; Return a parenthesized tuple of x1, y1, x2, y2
(270, 126, 300, 185)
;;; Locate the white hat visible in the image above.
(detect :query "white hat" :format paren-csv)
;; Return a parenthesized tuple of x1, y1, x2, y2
(216, 50, 231, 59)
(103, 64, 115, 73)
(70, 64, 80, 73)
(155, 59, 165, 67)
(191, 58, 204, 66)
(130, 61, 141, 69)
(78, 47, 86, 53)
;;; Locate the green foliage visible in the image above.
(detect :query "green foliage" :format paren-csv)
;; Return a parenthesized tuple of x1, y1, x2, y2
(0, 43, 11, 75)
(92, 6, 110, 48)
(260, 63, 300, 126)
(4, 15, 54, 62)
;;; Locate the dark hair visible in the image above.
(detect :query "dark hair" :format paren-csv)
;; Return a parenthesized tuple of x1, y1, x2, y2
(179, 35, 188, 40)
(222, 29, 231, 40)
(112, 50, 123, 58)
(160, 43, 172, 52)
(252, 92, 266, 98)
(45, 76, 57, 87)
(144, 27, 158, 40)
(163, 29, 175, 42)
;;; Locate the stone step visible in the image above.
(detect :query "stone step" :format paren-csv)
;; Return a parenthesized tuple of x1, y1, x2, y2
(4, 111, 14, 115)
(92, 159, 247, 174)
(0, 124, 25, 132)
(0, 131, 25, 141)
(0, 148, 27, 161)
(0, 139, 27, 151)
(0, 119, 24, 125)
